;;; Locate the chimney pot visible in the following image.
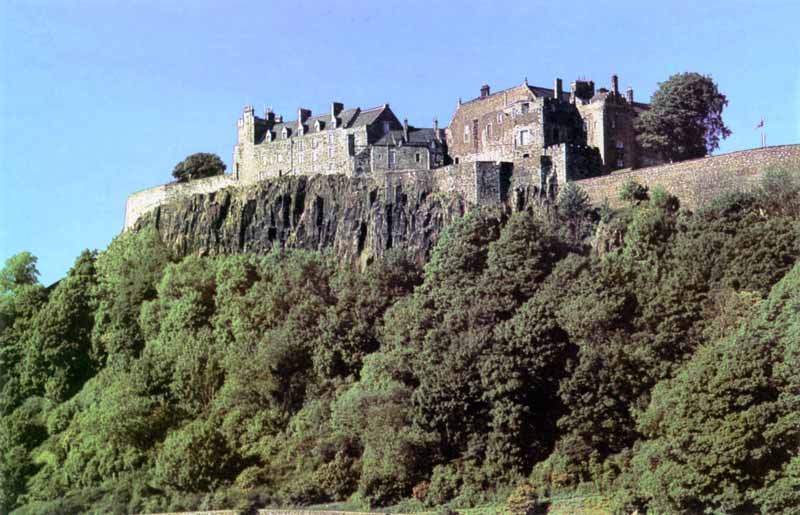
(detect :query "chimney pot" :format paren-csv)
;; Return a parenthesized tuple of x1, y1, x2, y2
(611, 74, 619, 96)
(433, 118, 440, 141)
(480, 84, 490, 97)
(626, 87, 634, 103)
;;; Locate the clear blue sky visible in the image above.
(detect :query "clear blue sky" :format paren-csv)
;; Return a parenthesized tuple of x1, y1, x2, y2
(1, 0, 798, 284)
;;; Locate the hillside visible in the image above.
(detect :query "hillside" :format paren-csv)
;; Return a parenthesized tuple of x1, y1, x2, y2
(1, 167, 799, 515)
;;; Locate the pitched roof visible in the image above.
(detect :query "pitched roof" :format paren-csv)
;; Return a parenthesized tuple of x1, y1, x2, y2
(253, 105, 388, 144)
(373, 127, 441, 147)
(460, 82, 570, 105)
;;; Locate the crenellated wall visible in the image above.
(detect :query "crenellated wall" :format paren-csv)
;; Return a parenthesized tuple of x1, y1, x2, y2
(575, 144, 800, 209)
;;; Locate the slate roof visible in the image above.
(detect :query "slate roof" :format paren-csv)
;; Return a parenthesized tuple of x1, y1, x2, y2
(373, 128, 441, 147)
(461, 82, 570, 105)
(254, 105, 387, 144)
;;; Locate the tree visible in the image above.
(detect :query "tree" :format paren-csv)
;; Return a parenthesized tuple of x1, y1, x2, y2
(0, 252, 39, 294)
(171, 153, 226, 182)
(635, 72, 731, 162)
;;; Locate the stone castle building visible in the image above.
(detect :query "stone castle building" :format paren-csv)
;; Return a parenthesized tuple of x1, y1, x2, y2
(233, 74, 657, 194)
(446, 75, 653, 182)
(234, 102, 446, 181)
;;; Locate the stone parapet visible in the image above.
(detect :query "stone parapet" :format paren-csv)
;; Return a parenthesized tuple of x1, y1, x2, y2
(575, 144, 800, 209)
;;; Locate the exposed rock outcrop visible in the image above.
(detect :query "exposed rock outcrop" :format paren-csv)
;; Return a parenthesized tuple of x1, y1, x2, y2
(133, 174, 472, 266)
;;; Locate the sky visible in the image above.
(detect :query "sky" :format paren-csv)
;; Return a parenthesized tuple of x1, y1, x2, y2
(1, 0, 798, 285)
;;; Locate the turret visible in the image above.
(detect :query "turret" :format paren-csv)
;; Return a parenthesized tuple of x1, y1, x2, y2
(571, 80, 595, 102)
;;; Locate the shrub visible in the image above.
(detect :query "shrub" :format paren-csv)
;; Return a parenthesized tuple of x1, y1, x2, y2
(505, 484, 544, 515)
(619, 178, 649, 204)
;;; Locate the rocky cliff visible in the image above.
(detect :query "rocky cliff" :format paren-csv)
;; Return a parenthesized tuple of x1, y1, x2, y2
(133, 174, 474, 266)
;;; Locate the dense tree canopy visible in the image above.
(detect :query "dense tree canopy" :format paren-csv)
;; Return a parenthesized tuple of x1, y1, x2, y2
(172, 152, 227, 182)
(1, 168, 798, 514)
(635, 72, 731, 162)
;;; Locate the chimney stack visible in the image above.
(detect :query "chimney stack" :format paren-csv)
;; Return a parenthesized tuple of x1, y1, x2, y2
(611, 74, 619, 96)
(331, 102, 344, 127)
(626, 87, 634, 104)
(433, 118, 440, 141)
(298, 108, 311, 124)
(403, 118, 409, 141)
(554, 78, 563, 101)
(265, 107, 275, 123)
(480, 84, 490, 98)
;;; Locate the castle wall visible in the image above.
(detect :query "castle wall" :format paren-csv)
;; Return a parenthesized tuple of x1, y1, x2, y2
(124, 174, 236, 230)
(371, 145, 432, 173)
(575, 144, 800, 209)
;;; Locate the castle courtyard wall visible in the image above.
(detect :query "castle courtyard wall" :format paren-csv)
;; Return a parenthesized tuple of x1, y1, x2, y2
(575, 144, 800, 209)
(124, 174, 236, 230)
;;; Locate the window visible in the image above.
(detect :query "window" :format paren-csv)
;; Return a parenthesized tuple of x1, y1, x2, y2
(298, 152, 304, 164)
(616, 140, 625, 149)
(278, 154, 283, 163)
(497, 112, 503, 124)
(388, 149, 396, 169)
(262, 156, 267, 165)
(521, 103, 529, 114)
(298, 140, 304, 151)
(617, 158, 625, 168)
(486, 123, 492, 139)
(328, 133, 334, 146)
(415, 152, 421, 163)
(383, 121, 391, 135)
(455, 157, 460, 164)
(463, 125, 470, 143)
(611, 117, 617, 129)
(518, 129, 531, 145)
(328, 145, 334, 158)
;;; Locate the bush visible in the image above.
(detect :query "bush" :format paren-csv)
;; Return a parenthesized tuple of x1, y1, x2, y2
(505, 484, 544, 515)
(619, 178, 649, 204)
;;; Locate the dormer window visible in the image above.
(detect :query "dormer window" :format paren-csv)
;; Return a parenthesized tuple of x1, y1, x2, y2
(282, 127, 290, 139)
(266, 131, 273, 142)
(383, 121, 391, 135)
(315, 120, 323, 132)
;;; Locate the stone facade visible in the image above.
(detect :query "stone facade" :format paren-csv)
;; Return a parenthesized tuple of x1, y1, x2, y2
(445, 75, 655, 180)
(233, 103, 446, 181)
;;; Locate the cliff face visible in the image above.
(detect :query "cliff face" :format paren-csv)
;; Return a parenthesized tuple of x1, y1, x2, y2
(133, 174, 472, 266)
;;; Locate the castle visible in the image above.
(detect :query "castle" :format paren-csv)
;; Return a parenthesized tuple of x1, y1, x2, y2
(232, 74, 659, 191)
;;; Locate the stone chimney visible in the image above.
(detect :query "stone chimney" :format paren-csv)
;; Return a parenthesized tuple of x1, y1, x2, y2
(298, 108, 311, 125)
(626, 87, 634, 103)
(554, 78, 563, 101)
(480, 84, 490, 98)
(275, 114, 283, 123)
(433, 118, 440, 141)
(264, 107, 275, 124)
(331, 102, 343, 127)
(611, 74, 619, 96)
(403, 118, 409, 141)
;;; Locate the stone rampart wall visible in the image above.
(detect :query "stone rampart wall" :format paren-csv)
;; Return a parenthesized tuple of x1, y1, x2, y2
(124, 174, 237, 230)
(433, 163, 478, 204)
(575, 144, 800, 209)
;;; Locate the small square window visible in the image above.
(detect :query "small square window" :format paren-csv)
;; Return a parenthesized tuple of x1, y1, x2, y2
(617, 158, 624, 168)
(415, 153, 421, 163)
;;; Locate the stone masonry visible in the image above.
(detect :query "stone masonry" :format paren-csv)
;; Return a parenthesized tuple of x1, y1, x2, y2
(123, 74, 797, 230)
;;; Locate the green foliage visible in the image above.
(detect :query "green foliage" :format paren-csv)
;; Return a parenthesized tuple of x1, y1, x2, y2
(623, 263, 800, 513)
(618, 178, 648, 204)
(0, 252, 39, 293)
(4, 178, 800, 514)
(171, 152, 227, 182)
(505, 484, 544, 515)
(635, 72, 731, 161)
